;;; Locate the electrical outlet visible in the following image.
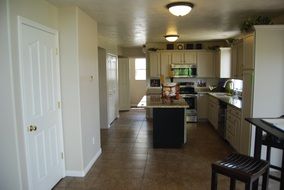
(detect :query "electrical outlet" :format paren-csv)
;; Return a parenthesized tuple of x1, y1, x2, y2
(92, 137, 95, 145)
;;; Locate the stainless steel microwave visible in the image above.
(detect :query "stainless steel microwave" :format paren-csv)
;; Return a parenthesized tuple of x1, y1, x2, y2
(170, 64, 197, 78)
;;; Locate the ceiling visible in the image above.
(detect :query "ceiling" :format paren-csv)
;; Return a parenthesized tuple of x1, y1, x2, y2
(48, 0, 284, 47)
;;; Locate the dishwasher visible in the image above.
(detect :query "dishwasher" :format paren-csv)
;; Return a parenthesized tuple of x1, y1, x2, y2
(218, 101, 227, 138)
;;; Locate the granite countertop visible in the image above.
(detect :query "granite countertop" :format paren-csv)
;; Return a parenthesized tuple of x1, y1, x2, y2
(137, 95, 189, 108)
(208, 92, 242, 109)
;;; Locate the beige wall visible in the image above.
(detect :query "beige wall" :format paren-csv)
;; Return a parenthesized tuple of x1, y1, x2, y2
(59, 6, 83, 173)
(129, 58, 147, 106)
(0, 1, 22, 190)
(98, 35, 119, 55)
(77, 8, 101, 171)
(59, 6, 101, 176)
(120, 47, 146, 58)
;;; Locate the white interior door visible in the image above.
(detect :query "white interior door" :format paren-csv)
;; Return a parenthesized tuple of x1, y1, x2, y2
(19, 18, 64, 190)
(107, 54, 118, 125)
(118, 58, 130, 111)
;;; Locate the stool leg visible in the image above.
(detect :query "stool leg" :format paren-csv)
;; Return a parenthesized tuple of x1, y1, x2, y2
(266, 145, 271, 161)
(261, 167, 269, 190)
(280, 150, 284, 190)
(211, 170, 217, 190)
(230, 178, 236, 190)
(245, 181, 252, 190)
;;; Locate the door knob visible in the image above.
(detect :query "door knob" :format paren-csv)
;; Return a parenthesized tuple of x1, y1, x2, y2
(28, 125, 37, 132)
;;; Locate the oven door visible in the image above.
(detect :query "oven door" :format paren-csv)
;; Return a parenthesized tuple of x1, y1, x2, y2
(182, 95, 197, 122)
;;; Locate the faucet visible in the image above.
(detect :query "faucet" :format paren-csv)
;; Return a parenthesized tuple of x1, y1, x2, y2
(223, 79, 234, 95)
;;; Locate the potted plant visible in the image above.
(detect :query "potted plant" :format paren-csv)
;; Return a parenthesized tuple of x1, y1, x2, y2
(240, 16, 273, 33)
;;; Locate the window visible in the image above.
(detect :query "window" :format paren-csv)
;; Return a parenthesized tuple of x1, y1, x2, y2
(135, 58, 146, 80)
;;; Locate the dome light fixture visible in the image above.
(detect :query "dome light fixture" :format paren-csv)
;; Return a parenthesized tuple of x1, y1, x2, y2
(164, 34, 179, 42)
(166, 2, 194, 17)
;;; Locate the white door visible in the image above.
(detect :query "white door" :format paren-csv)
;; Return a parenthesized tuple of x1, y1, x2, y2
(18, 18, 64, 190)
(118, 58, 130, 111)
(107, 54, 118, 125)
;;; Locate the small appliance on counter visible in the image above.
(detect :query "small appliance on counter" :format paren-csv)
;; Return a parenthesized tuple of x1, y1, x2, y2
(150, 77, 161, 87)
(162, 82, 179, 99)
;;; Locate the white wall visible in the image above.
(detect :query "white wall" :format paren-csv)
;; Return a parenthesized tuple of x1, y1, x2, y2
(0, 1, 22, 190)
(77, 8, 101, 171)
(129, 58, 147, 106)
(59, 6, 101, 176)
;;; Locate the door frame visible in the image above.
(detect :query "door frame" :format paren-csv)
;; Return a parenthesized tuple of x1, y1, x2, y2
(17, 16, 65, 189)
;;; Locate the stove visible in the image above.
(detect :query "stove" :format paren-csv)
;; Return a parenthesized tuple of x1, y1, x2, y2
(179, 83, 197, 123)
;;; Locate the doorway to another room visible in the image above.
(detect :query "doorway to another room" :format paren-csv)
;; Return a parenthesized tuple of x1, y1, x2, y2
(129, 58, 147, 108)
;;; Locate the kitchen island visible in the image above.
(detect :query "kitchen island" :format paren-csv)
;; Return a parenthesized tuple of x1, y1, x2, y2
(137, 95, 189, 148)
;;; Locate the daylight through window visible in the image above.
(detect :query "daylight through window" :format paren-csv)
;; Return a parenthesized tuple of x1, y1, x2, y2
(135, 58, 146, 80)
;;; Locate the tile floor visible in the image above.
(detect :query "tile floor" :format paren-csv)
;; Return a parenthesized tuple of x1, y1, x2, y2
(53, 109, 279, 190)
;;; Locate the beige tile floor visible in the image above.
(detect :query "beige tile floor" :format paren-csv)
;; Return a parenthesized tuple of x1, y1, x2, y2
(53, 109, 279, 190)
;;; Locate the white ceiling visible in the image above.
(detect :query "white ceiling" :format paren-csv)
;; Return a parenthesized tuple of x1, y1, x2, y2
(48, 0, 284, 47)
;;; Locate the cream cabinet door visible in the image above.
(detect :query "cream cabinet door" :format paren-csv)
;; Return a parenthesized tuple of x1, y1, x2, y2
(197, 93, 208, 120)
(160, 51, 172, 78)
(149, 52, 160, 77)
(197, 51, 215, 77)
(243, 34, 254, 70)
(236, 42, 243, 78)
(231, 45, 238, 78)
(171, 51, 184, 64)
(184, 51, 197, 64)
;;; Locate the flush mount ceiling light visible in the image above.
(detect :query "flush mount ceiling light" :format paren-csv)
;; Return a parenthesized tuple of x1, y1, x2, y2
(164, 34, 179, 42)
(166, 2, 194, 16)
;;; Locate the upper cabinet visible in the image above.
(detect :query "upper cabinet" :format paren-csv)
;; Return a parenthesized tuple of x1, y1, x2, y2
(243, 34, 254, 70)
(160, 51, 172, 78)
(149, 51, 160, 77)
(197, 51, 215, 78)
(184, 51, 197, 64)
(215, 47, 231, 78)
(148, 49, 215, 78)
(231, 41, 243, 79)
(172, 51, 197, 64)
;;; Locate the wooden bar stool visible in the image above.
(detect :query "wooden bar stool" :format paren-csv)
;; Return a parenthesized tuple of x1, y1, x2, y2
(262, 133, 284, 188)
(211, 153, 270, 190)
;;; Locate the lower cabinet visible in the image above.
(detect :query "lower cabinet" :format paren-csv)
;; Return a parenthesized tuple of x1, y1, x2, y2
(197, 93, 208, 121)
(226, 105, 241, 152)
(208, 96, 219, 130)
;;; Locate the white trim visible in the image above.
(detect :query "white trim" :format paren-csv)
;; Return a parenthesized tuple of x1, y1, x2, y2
(17, 16, 65, 189)
(65, 148, 102, 177)
(83, 148, 102, 174)
(65, 170, 85, 177)
(254, 25, 284, 30)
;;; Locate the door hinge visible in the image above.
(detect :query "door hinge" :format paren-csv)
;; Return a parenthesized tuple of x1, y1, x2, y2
(61, 152, 64, 160)
(57, 101, 61, 109)
(56, 48, 59, 55)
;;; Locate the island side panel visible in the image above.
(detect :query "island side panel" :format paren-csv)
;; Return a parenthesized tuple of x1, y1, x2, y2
(153, 108, 185, 148)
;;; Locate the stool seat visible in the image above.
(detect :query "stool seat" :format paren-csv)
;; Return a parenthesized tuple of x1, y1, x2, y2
(211, 153, 269, 190)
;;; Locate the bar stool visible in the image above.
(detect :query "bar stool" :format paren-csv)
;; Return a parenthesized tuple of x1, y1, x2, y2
(262, 133, 284, 187)
(211, 153, 270, 190)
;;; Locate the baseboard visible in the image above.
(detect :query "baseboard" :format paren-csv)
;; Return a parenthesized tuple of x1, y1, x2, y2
(65, 148, 102, 177)
(83, 148, 102, 174)
(65, 170, 85, 177)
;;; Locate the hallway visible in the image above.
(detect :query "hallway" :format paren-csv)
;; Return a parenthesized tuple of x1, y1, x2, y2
(54, 109, 278, 190)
